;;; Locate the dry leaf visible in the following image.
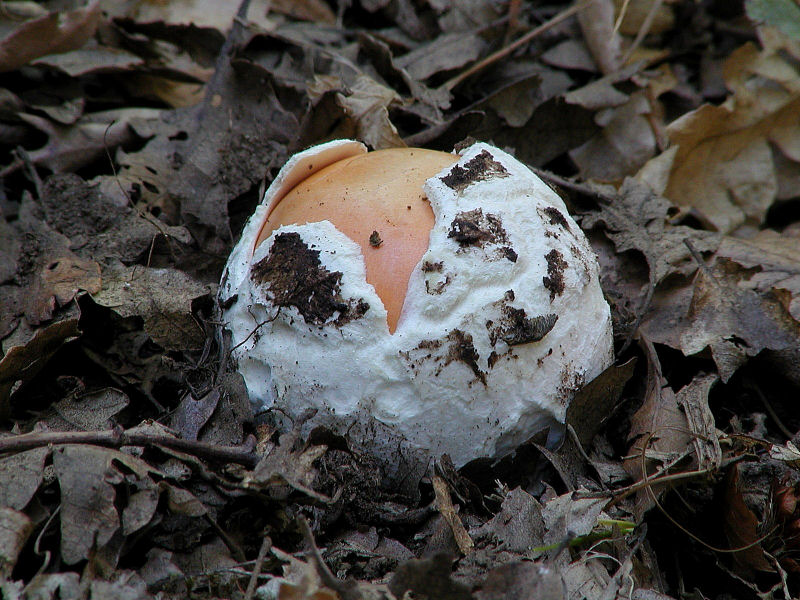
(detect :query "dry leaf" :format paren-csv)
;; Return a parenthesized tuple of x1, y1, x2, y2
(624, 336, 692, 517)
(389, 554, 472, 600)
(0, 508, 33, 579)
(244, 431, 328, 502)
(567, 358, 637, 447)
(677, 260, 800, 382)
(92, 261, 214, 350)
(0, 2, 102, 72)
(27, 255, 101, 325)
(0, 448, 48, 510)
(655, 31, 800, 233)
(716, 230, 800, 321)
(581, 177, 720, 289)
(3, 109, 159, 176)
(578, 0, 623, 74)
(722, 465, 773, 574)
(0, 318, 80, 410)
(570, 91, 658, 180)
(674, 373, 720, 471)
(336, 75, 406, 150)
(613, 0, 675, 37)
(112, 0, 275, 31)
(53, 445, 124, 565)
(395, 33, 487, 81)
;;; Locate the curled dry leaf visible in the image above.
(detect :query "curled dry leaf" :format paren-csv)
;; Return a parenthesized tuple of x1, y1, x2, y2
(0, 318, 80, 411)
(0, 1, 101, 73)
(243, 430, 328, 503)
(0, 507, 33, 579)
(53, 445, 125, 565)
(3, 109, 159, 177)
(28, 255, 101, 326)
(675, 259, 800, 382)
(624, 336, 691, 517)
(722, 464, 774, 574)
(577, 0, 623, 74)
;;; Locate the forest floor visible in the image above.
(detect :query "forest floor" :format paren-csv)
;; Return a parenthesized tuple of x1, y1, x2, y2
(2, 1, 800, 598)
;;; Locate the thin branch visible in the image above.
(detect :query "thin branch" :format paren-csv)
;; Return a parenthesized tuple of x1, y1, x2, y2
(244, 535, 272, 600)
(298, 516, 363, 600)
(432, 475, 474, 555)
(443, 1, 590, 91)
(0, 427, 259, 468)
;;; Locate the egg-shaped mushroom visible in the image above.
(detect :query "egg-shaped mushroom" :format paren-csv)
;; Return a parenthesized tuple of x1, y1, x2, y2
(220, 139, 613, 472)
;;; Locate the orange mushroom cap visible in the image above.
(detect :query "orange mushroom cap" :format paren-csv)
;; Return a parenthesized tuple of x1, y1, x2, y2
(253, 147, 458, 333)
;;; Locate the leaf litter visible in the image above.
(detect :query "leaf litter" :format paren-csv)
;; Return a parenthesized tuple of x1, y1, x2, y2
(1, 1, 800, 598)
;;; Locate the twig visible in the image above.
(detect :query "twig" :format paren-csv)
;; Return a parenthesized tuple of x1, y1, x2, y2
(244, 535, 272, 600)
(432, 475, 474, 555)
(16, 146, 43, 199)
(529, 167, 616, 205)
(746, 383, 794, 440)
(620, 0, 664, 65)
(0, 426, 259, 468)
(443, 1, 590, 91)
(684, 238, 721, 288)
(206, 513, 246, 562)
(297, 516, 362, 600)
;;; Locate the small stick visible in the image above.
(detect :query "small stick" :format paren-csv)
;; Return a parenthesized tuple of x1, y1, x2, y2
(297, 516, 362, 600)
(432, 475, 474, 555)
(444, 1, 590, 91)
(0, 427, 259, 468)
(244, 535, 272, 600)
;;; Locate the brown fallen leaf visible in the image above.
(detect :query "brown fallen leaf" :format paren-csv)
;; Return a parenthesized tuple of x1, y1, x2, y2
(722, 464, 774, 575)
(570, 90, 658, 181)
(472, 488, 545, 553)
(624, 336, 692, 518)
(0, 318, 81, 412)
(3, 108, 160, 176)
(578, 0, 623, 74)
(716, 230, 800, 322)
(581, 177, 720, 298)
(674, 257, 800, 382)
(567, 357, 637, 447)
(395, 33, 487, 81)
(389, 554, 472, 600)
(475, 561, 566, 600)
(243, 430, 329, 503)
(674, 374, 721, 472)
(91, 261, 214, 351)
(53, 444, 124, 565)
(108, 0, 275, 31)
(646, 28, 800, 233)
(331, 74, 406, 150)
(271, 0, 337, 23)
(0, 1, 102, 72)
(0, 507, 33, 579)
(613, 0, 675, 36)
(0, 447, 49, 510)
(27, 254, 101, 326)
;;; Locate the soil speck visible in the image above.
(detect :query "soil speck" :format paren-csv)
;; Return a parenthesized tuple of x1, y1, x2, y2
(440, 150, 508, 192)
(543, 249, 567, 301)
(251, 232, 369, 326)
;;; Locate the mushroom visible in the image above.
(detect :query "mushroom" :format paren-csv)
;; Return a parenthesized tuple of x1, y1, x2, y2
(220, 139, 613, 472)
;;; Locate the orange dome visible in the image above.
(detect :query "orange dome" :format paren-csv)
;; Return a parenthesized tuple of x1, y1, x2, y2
(254, 147, 457, 333)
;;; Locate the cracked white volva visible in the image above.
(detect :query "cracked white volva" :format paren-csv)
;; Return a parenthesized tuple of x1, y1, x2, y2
(220, 139, 613, 469)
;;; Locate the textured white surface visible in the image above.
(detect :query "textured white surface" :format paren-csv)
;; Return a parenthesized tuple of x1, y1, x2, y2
(220, 141, 613, 468)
